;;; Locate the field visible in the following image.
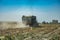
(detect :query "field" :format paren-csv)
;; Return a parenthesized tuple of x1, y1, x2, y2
(0, 24, 60, 40)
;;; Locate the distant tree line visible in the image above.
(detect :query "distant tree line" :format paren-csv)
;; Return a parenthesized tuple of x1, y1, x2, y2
(42, 20, 60, 24)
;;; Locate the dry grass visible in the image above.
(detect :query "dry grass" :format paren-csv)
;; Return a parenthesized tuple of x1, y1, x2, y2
(0, 24, 60, 40)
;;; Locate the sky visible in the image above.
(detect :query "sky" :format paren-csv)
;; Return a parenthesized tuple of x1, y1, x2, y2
(0, 0, 60, 22)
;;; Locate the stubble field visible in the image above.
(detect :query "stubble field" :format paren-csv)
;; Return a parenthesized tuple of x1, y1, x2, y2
(0, 24, 60, 40)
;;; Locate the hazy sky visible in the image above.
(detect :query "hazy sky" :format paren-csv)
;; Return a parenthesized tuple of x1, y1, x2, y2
(0, 0, 60, 22)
